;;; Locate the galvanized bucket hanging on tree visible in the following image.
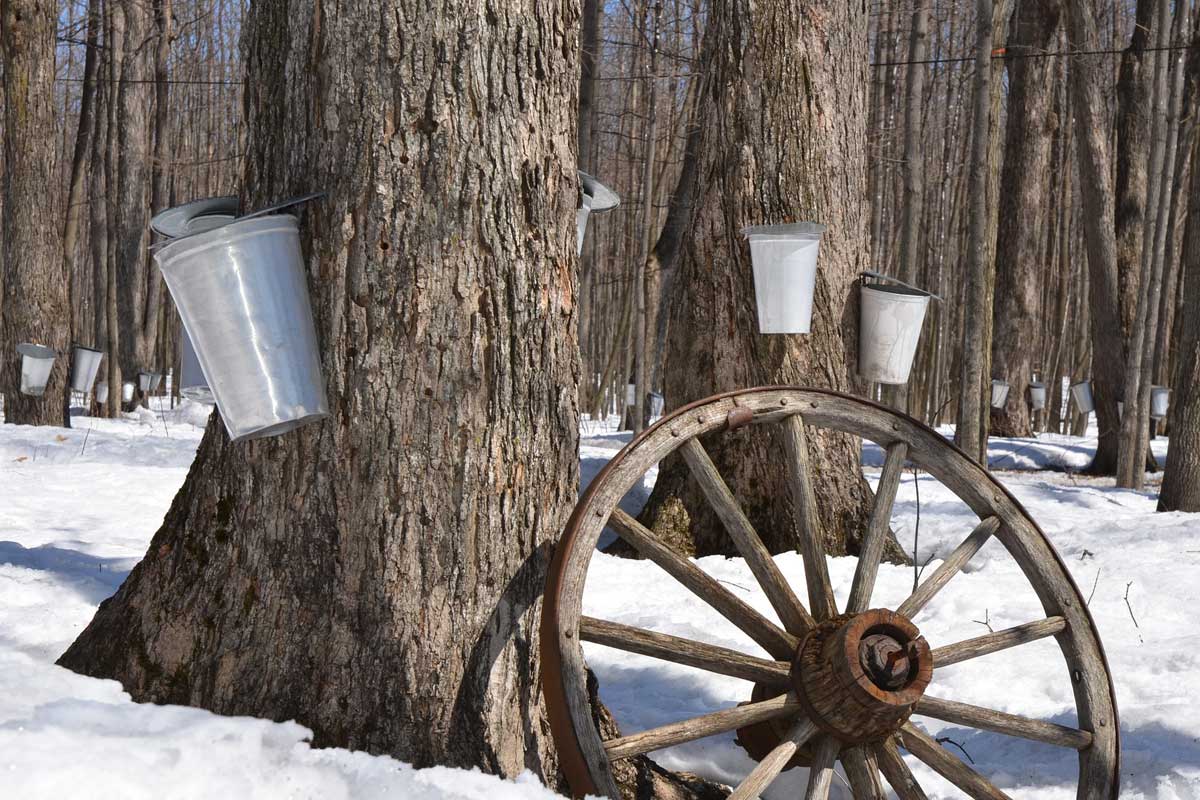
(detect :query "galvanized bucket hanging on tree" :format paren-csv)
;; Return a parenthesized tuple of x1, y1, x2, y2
(121, 382, 135, 403)
(95, 382, 109, 405)
(1150, 386, 1170, 419)
(743, 222, 826, 334)
(1029, 381, 1047, 411)
(138, 371, 162, 393)
(576, 172, 619, 255)
(16, 343, 56, 396)
(70, 345, 104, 394)
(1070, 380, 1095, 414)
(153, 199, 328, 442)
(990, 379, 1010, 409)
(857, 272, 936, 385)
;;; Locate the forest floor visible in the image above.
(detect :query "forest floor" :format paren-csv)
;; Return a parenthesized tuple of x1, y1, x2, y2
(0, 402, 1195, 798)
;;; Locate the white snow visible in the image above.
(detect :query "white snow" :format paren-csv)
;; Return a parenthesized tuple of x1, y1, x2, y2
(2, 403, 1197, 798)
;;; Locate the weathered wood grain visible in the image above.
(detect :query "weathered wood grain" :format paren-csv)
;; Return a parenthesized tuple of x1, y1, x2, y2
(932, 616, 1067, 668)
(803, 735, 842, 800)
(727, 717, 820, 800)
(897, 516, 1001, 619)
(680, 437, 816, 634)
(900, 723, 1013, 800)
(781, 414, 839, 621)
(603, 693, 800, 761)
(607, 508, 798, 659)
(916, 694, 1093, 749)
(580, 616, 791, 686)
(847, 441, 909, 613)
(875, 739, 928, 800)
(841, 746, 887, 800)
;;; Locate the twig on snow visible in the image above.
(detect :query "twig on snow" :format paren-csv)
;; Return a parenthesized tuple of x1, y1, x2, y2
(1124, 581, 1143, 644)
(936, 736, 975, 764)
(971, 609, 993, 633)
(1087, 567, 1101, 606)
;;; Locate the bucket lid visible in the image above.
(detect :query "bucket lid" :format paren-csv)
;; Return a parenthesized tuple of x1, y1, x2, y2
(742, 221, 827, 240)
(17, 343, 56, 359)
(860, 271, 941, 300)
(151, 196, 240, 238)
(72, 343, 103, 355)
(992, 378, 1009, 386)
(580, 172, 619, 212)
(1029, 381, 1045, 388)
(1070, 379, 1091, 388)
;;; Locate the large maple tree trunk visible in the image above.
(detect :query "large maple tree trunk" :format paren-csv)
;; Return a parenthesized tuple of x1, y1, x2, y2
(60, 0, 579, 778)
(1159, 133, 1200, 512)
(1, 0, 70, 427)
(990, 0, 1062, 439)
(1066, 0, 1125, 474)
(637, 0, 904, 563)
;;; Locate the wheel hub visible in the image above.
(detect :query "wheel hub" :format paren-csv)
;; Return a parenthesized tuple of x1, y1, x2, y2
(735, 608, 932, 767)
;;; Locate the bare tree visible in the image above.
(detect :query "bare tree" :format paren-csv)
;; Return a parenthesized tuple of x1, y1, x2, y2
(637, 0, 904, 563)
(59, 0, 580, 778)
(1, 0, 71, 426)
(990, 0, 1063, 438)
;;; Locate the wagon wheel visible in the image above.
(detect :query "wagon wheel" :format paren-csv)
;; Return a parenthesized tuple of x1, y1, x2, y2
(541, 386, 1119, 800)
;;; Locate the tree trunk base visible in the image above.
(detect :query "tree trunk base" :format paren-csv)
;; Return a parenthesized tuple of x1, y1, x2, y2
(586, 669, 730, 800)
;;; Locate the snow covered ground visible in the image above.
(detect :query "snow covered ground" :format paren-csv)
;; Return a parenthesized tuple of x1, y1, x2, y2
(1, 405, 1196, 798)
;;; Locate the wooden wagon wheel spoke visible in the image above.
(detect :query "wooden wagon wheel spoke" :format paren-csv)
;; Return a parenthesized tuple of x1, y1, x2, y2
(727, 717, 820, 800)
(899, 723, 1013, 800)
(602, 693, 800, 761)
(606, 507, 799, 659)
(680, 437, 816, 634)
(932, 616, 1068, 668)
(846, 441, 909, 614)
(840, 746, 887, 800)
(579, 616, 792, 686)
(874, 739, 928, 800)
(780, 414, 838, 621)
(916, 695, 1094, 749)
(802, 735, 842, 800)
(543, 387, 1119, 800)
(896, 516, 1001, 619)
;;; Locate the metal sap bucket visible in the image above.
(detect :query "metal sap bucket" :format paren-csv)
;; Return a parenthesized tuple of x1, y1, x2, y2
(1029, 381, 1047, 411)
(154, 214, 328, 441)
(70, 345, 104, 394)
(649, 391, 665, 417)
(577, 172, 619, 255)
(858, 276, 933, 385)
(743, 222, 826, 334)
(625, 383, 637, 406)
(138, 371, 162, 393)
(122, 382, 135, 403)
(95, 381, 110, 405)
(1151, 386, 1170, 419)
(17, 343, 56, 396)
(1070, 380, 1094, 414)
(991, 379, 1010, 409)
(179, 327, 214, 403)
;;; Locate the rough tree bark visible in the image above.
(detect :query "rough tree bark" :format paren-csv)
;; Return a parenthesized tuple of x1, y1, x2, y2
(1114, 0, 1158, 345)
(1, 0, 70, 426)
(990, 0, 1062, 438)
(111, 0, 161, 406)
(1066, 0, 1126, 475)
(955, 0, 995, 464)
(637, 0, 905, 563)
(60, 0, 580, 780)
(887, 0, 931, 413)
(1159, 133, 1200, 512)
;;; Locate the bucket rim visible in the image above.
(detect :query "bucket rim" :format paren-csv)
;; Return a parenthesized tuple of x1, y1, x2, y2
(72, 343, 103, 355)
(1070, 379, 1092, 389)
(991, 378, 1009, 387)
(860, 282, 932, 301)
(742, 221, 827, 240)
(579, 171, 619, 212)
(17, 343, 56, 360)
(1029, 381, 1046, 389)
(155, 213, 300, 266)
(151, 195, 240, 239)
